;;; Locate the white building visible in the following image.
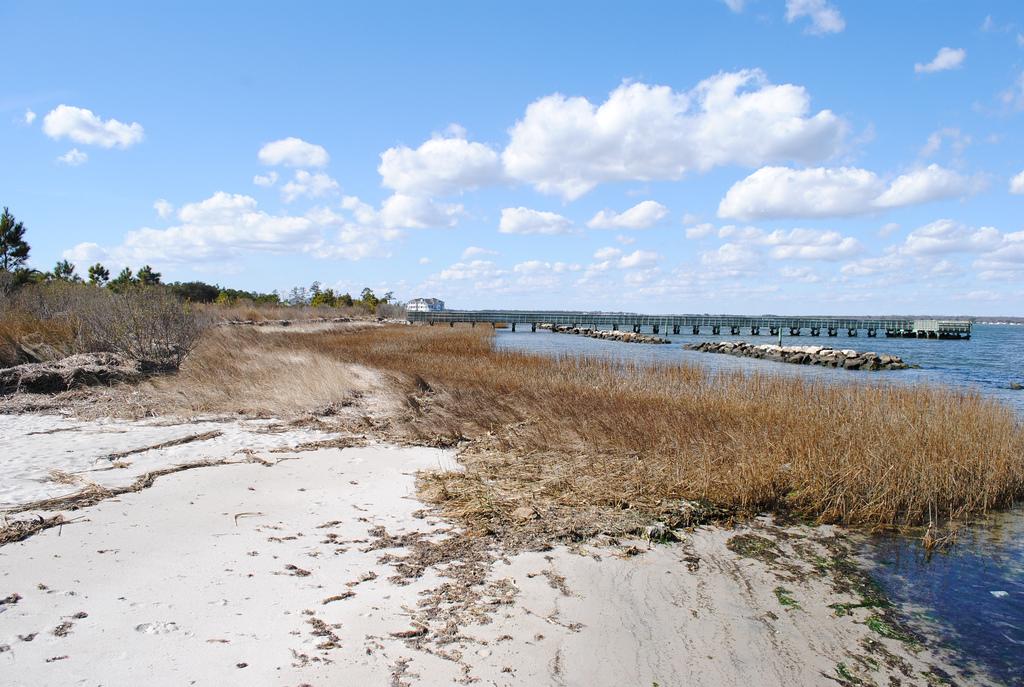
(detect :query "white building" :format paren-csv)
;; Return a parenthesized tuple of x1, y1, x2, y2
(407, 297, 445, 312)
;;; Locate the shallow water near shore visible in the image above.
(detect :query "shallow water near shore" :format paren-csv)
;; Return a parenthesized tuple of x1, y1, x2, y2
(863, 510, 1024, 686)
(496, 323, 1024, 684)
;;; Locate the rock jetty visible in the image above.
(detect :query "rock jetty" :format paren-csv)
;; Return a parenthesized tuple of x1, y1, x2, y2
(685, 341, 910, 370)
(550, 325, 670, 344)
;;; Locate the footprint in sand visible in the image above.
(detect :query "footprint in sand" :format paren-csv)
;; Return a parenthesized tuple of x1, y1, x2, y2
(135, 622, 180, 635)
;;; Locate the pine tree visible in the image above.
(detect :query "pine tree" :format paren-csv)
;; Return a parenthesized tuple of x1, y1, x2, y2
(88, 263, 110, 286)
(0, 207, 30, 271)
(136, 265, 162, 285)
(52, 259, 80, 281)
(109, 266, 137, 292)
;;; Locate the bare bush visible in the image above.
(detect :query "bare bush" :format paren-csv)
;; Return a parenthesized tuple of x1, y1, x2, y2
(0, 282, 206, 370)
(101, 287, 208, 370)
(376, 301, 407, 320)
(0, 270, 16, 297)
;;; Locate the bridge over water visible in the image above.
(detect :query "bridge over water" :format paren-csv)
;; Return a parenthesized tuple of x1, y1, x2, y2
(407, 310, 972, 339)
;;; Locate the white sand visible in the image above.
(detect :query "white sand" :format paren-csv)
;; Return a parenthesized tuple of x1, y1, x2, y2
(0, 414, 964, 686)
(0, 413, 342, 509)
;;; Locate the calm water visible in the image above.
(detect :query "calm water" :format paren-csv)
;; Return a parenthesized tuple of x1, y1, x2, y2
(496, 324, 1024, 684)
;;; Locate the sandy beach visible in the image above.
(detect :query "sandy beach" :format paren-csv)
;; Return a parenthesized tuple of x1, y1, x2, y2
(1, 412, 971, 686)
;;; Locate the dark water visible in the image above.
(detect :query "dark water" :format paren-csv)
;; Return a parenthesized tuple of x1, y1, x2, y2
(865, 513, 1024, 685)
(496, 324, 1024, 684)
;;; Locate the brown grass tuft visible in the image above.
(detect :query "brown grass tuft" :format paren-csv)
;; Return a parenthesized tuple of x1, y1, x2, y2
(0, 313, 77, 366)
(140, 326, 390, 417)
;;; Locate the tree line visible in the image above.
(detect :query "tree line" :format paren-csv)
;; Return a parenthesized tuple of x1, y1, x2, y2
(1, 206, 399, 312)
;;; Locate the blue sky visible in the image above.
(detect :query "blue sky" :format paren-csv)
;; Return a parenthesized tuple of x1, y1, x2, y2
(3, 0, 1024, 315)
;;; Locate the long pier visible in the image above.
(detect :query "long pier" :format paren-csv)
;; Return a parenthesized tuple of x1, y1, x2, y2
(407, 310, 971, 339)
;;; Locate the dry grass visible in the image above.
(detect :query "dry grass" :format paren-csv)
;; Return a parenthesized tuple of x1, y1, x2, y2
(0, 312, 77, 366)
(140, 326, 391, 418)
(146, 324, 1024, 532)
(196, 302, 373, 323)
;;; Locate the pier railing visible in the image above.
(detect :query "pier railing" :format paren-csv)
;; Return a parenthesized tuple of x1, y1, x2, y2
(407, 310, 971, 339)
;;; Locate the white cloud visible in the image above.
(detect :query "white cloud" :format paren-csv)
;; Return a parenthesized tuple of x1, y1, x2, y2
(379, 129, 502, 195)
(874, 164, 977, 208)
(341, 193, 463, 231)
(258, 137, 329, 168)
(502, 71, 845, 200)
(719, 167, 876, 220)
(281, 170, 340, 203)
(760, 228, 861, 260)
(588, 247, 660, 270)
(929, 259, 961, 277)
(618, 249, 660, 269)
(178, 192, 259, 224)
(878, 222, 901, 237)
(253, 171, 278, 187)
(499, 207, 574, 235)
(839, 221, 1024, 283)
(785, 0, 845, 35)
(1010, 170, 1024, 194)
(974, 231, 1024, 278)
(24, 109, 36, 125)
(902, 219, 1001, 256)
(62, 242, 104, 263)
(710, 225, 860, 261)
(701, 242, 759, 269)
(379, 194, 463, 229)
(513, 260, 581, 274)
(685, 223, 716, 239)
(424, 256, 583, 296)
(153, 199, 174, 218)
(462, 246, 498, 258)
(1000, 72, 1024, 111)
(418, 257, 431, 265)
(920, 128, 970, 158)
(64, 192, 325, 266)
(721, 0, 745, 12)
(718, 164, 975, 220)
(779, 266, 821, 283)
(914, 47, 966, 74)
(587, 200, 668, 229)
(717, 225, 765, 241)
(840, 254, 907, 278)
(57, 148, 87, 166)
(439, 259, 504, 281)
(980, 15, 1012, 32)
(65, 186, 464, 269)
(593, 246, 622, 262)
(43, 105, 144, 148)
(615, 234, 636, 245)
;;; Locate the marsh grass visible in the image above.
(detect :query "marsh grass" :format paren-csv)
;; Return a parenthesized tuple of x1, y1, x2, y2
(141, 327, 385, 417)
(158, 324, 1024, 533)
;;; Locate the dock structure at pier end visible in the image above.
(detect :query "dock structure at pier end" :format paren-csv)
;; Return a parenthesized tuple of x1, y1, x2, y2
(406, 310, 972, 340)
